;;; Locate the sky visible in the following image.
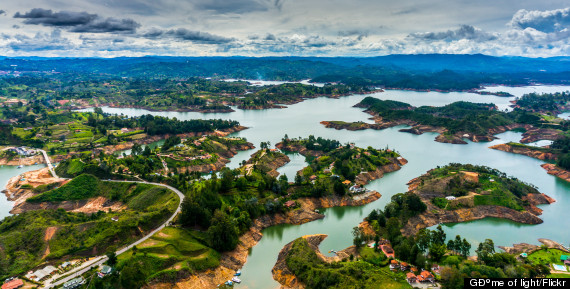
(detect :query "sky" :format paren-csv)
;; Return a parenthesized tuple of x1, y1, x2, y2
(0, 0, 569, 57)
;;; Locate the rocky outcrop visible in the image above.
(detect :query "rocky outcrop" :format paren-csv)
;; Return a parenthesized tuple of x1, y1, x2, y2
(355, 162, 405, 185)
(498, 238, 570, 255)
(402, 205, 545, 236)
(3, 168, 64, 207)
(271, 234, 359, 289)
(489, 144, 557, 160)
(541, 163, 570, 182)
(11, 196, 125, 214)
(0, 154, 45, 166)
(434, 134, 468, 144)
(275, 143, 323, 158)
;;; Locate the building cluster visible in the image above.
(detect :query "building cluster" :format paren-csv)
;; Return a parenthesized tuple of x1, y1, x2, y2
(8, 147, 38, 157)
(1, 278, 23, 289)
(63, 277, 85, 289)
(25, 265, 57, 282)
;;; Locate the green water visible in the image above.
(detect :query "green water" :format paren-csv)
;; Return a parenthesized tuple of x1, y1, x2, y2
(74, 87, 570, 288)
(0, 164, 48, 219)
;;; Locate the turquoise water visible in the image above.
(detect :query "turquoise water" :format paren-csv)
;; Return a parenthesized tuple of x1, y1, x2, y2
(59, 86, 570, 288)
(0, 164, 47, 219)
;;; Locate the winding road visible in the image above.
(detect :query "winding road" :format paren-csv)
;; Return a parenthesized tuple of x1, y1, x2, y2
(36, 151, 185, 288)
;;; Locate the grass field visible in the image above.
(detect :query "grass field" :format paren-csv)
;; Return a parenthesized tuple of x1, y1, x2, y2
(119, 227, 220, 273)
(528, 248, 568, 266)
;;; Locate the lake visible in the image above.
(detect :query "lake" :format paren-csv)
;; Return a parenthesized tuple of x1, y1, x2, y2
(47, 85, 570, 288)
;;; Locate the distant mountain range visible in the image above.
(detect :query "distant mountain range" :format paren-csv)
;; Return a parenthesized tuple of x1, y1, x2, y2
(0, 54, 568, 89)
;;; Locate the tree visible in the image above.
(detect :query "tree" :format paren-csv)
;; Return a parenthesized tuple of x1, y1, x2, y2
(120, 259, 146, 289)
(180, 198, 211, 228)
(429, 243, 447, 261)
(461, 238, 471, 257)
(476, 239, 495, 264)
(294, 174, 303, 185)
(431, 225, 446, 246)
(352, 226, 365, 248)
(207, 210, 239, 252)
(106, 251, 117, 267)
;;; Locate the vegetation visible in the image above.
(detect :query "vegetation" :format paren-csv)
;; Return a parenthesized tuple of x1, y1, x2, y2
(359, 97, 543, 135)
(285, 237, 412, 289)
(0, 181, 178, 279)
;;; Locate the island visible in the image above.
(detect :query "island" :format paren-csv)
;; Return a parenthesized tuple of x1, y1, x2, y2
(268, 164, 557, 289)
(399, 163, 555, 235)
(321, 96, 563, 145)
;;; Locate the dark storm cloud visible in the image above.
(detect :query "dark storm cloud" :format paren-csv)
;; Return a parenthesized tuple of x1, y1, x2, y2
(143, 28, 233, 44)
(13, 8, 140, 33)
(264, 33, 276, 40)
(14, 8, 96, 26)
(409, 25, 497, 42)
(0, 10, 6, 16)
(70, 18, 140, 33)
(509, 7, 570, 33)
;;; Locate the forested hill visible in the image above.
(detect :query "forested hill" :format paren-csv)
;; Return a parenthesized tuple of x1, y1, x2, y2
(0, 55, 569, 89)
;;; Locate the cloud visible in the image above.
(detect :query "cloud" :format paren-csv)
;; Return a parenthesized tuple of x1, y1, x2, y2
(192, 0, 275, 14)
(70, 18, 141, 33)
(338, 29, 369, 40)
(5, 29, 75, 51)
(143, 28, 234, 44)
(509, 7, 570, 33)
(408, 25, 497, 42)
(13, 8, 140, 33)
(0, 10, 6, 16)
(14, 8, 96, 26)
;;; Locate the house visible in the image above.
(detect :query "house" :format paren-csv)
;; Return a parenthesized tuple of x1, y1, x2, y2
(342, 180, 351, 185)
(445, 196, 456, 200)
(309, 175, 317, 181)
(61, 261, 71, 269)
(284, 200, 296, 208)
(400, 262, 409, 271)
(111, 216, 119, 222)
(406, 273, 417, 283)
(520, 253, 528, 258)
(120, 128, 130, 133)
(98, 265, 113, 278)
(561, 255, 569, 262)
(389, 260, 399, 270)
(349, 185, 366, 194)
(419, 271, 434, 282)
(63, 277, 85, 289)
(410, 267, 419, 274)
(26, 265, 57, 282)
(381, 245, 395, 258)
(1, 279, 23, 289)
(432, 264, 440, 274)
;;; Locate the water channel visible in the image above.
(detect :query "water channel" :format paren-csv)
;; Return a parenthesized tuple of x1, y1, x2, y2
(28, 86, 570, 288)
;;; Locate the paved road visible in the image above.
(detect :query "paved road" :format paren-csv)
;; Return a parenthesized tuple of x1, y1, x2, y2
(38, 149, 58, 179)
(42, 181, 185, 288)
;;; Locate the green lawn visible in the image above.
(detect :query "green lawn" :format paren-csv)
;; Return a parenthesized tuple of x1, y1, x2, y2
(528, 248, 568, 266)
(119, 227, 220, 272)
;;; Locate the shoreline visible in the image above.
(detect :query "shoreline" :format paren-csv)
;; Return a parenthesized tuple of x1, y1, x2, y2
(400, 173, 555, 236)
(169, 190, 382, 289)
(166, 150, 407, 288)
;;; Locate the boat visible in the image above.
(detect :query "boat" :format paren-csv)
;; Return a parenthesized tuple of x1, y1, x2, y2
(231, 277, 241, 283)
(224, 280, 233, 286)
(17, 165, 23, 169)
(234, 270, 241, 276)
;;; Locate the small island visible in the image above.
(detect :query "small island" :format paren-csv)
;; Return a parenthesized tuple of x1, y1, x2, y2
(387, 163, 554, 236)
